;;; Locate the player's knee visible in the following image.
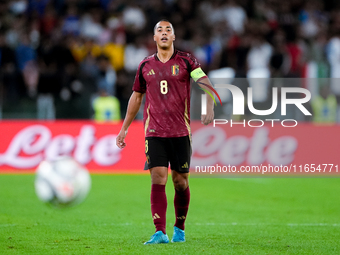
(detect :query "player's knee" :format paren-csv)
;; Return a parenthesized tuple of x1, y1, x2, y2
(151, 170, 167, 185)
(173, 178, 188, 191)
(151, 175, 167, 185)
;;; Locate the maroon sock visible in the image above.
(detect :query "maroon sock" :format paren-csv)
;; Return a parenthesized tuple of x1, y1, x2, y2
(174, 186, 190, 230)
(151, 184, 167, 234)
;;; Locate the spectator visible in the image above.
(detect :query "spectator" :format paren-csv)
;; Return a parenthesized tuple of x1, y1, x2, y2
(327, 31, 340, 95)
(286, 33, 306, 77)
(299, 1, 327, 40)
(92, 88, 121, 122)
(70, 37, 101, 63)
(311, 84, 337, 124)
(9, 0, 27, 16)
(95, 54, 117, 96)
(6, 15, 26, 48)
(124, 35, 148, 73)
(0, 31, 20, 103)
(36, 35, 58, 119)
(28, 0, 50, 17)
(40, 4, 57, 36)
(222, 0, 247, 35)
(122, 3, 146, 33)
(101, 23, 126, 71)
(16, 33, 38, 97)
(80, 8, 104, 39)
(192, 31, 215, 71)
(247, 34, 273, 70)
(15, 33, 37, 71)
(269, 30, 290, 77)
(62, 4, 80, 36)
(1, 0, 340, 122)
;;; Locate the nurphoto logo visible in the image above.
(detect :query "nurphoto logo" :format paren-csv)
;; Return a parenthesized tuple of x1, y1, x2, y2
(201, 84, 312, 128)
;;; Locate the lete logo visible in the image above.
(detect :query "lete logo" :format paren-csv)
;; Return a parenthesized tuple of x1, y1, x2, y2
(191, 126, 298, 166)
(0, 125, 121, 168)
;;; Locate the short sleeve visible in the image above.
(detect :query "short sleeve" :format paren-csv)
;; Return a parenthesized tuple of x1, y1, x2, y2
(184, 53, 207, 82)
(132, 61, 147, 93)
(187, 53, 201, 71)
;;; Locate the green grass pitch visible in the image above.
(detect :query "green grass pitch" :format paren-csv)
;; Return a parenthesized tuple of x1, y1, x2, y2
(1, 174, 340, 254)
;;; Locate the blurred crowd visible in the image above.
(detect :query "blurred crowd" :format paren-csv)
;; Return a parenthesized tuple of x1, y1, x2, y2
(0, 0, 340, 122)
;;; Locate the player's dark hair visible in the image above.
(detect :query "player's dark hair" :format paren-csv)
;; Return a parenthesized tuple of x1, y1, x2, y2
(154, 19, 175, 34)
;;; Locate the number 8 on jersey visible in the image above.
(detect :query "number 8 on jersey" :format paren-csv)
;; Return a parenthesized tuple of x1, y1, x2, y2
(160, 80, 168, 94)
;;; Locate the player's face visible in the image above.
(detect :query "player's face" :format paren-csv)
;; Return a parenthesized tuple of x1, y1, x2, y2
(154, 21, 175, 50)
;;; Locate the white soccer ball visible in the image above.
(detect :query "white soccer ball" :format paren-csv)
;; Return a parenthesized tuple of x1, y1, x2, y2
(35, 156, 91, 208)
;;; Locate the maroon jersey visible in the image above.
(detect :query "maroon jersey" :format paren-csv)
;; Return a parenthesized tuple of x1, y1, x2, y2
(133, 50, 203, 138)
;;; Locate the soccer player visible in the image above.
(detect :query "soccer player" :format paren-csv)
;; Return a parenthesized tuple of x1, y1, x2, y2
(116, 20, 214, 244)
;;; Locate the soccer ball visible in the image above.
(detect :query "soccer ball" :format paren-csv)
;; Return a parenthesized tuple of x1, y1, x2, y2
(34, 156, 91, 208)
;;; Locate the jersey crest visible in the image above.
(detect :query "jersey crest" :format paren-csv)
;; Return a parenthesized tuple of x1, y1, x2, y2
(171, 64, 179, 76)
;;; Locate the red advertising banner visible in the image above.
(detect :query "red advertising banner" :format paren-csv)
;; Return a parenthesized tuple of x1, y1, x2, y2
(0, 121, 339, 175)
(190, 123, 340, 176)
(0, 121, 145, 173)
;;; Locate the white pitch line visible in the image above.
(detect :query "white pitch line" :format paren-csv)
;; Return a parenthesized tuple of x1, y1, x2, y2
(0, 224, 17, 227)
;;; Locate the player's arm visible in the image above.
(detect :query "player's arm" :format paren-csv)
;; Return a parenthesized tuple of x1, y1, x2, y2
(197, 77, 214, 125)
(116, 91, 145, 148)
(191, 67, 214, 125)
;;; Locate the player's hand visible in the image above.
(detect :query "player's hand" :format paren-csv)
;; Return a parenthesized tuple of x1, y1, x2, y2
(201, 107, 214, 125)
(116, 130, 127, 149)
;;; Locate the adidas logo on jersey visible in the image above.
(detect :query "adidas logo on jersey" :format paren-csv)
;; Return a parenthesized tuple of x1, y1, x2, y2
(147, 69, 155, 75)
